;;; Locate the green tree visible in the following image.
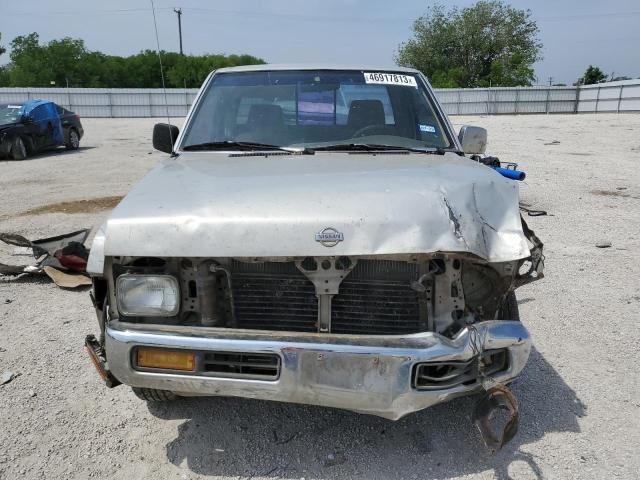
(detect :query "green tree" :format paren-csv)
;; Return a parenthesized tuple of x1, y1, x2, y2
(166, 53, 266, 87)
(0, 32, 266, 88)
(396, 1, 542, 88)
(7, 33, 93, 87)
(0, 33, 7, 86)
(45, 37, 90, 86)
(7, 33, 48, 86)
(576, 65, 607, 85)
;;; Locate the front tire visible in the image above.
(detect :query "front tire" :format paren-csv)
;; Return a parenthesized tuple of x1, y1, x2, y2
(66, 129, 80, 150)
(132, 387, 177, 402)
(11, 137, 27, 160)
(498, 291, 520, 321)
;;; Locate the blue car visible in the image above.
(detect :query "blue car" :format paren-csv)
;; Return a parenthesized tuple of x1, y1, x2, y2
(0, 100, 84, 160)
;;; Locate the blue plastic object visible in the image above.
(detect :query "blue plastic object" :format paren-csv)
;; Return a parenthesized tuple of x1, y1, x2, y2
(20, 100, 64, 145)
(493, 166, 526, 181)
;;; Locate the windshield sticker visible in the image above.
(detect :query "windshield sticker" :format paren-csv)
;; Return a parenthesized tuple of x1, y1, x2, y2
(363, 72, 417, 88)
(419, 124, 436, 133)
(7, 105, 22, 109)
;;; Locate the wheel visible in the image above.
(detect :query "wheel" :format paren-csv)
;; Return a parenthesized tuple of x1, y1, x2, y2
(11, 137, 27, 160)
(498, 291, 520, 321)
(66, 129, 80, 150)
(132, 387, 177, 402)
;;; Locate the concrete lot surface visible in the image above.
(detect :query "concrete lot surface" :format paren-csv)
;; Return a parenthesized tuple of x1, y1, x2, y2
(1, 115, 639, 479)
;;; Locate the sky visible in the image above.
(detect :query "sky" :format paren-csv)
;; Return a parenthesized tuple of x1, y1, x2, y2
(1, 0, 639, 85)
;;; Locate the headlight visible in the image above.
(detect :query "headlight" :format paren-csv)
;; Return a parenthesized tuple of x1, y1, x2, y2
(116, 275, 180, 316)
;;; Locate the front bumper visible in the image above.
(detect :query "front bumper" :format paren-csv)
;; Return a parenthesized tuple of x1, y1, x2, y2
(105, 320, 531, 420)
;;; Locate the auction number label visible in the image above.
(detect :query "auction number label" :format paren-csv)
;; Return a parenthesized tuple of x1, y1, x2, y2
(363, 72, 418, 87)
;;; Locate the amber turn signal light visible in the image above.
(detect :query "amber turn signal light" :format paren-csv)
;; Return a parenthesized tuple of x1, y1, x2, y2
(137, 347, 195, 371)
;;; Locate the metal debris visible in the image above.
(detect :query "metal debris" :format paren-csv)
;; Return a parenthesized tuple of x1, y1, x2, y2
(0, 229, 91, 288)
(0, 263, 29, 276)
(473, 384, 519, 452)
(0, 371, 16, 385)
(596, 241, 612, 248)
(0, 233, 32, 248)
(520, 204, 549, 217)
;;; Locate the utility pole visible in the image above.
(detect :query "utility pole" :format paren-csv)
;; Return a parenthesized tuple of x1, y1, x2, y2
(174, 8, 183, 55)
(548, 76, 553, 86)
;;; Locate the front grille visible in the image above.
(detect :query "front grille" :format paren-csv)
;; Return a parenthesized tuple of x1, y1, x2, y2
(229, 259, 423, 335)
(231, 261, 318, 332)
(332, 260, 422, 335)
(203, 351, 280, 380)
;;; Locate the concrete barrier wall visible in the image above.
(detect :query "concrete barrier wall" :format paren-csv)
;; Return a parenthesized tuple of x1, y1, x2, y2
(1, 79, 638, 117)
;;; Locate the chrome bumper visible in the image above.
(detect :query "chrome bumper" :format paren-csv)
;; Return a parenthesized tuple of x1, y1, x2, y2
(105, 320, 531, 420)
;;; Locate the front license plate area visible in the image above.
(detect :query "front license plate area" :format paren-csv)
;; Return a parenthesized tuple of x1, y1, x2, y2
(298, 351, 398, 397)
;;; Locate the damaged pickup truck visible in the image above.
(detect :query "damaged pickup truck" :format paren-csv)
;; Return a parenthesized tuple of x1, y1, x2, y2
(85, 65, 544, 449)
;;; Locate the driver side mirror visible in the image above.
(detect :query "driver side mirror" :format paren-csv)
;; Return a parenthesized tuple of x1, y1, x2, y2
(21, 116, 34, 124)
(153, 123, 179, 153)
(458, 125, 487, 155)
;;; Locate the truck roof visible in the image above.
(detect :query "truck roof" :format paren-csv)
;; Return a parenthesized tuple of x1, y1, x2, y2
(214, 64, 421, 74)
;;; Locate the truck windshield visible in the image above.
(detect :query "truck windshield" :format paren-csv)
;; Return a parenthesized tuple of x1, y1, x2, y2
(181, 70, 453, 151)
(0, 104, 23, 126)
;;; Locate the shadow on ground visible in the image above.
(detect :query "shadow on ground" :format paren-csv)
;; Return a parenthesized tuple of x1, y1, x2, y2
(147, 348, 585, 479)
(0, 145, 96, 162)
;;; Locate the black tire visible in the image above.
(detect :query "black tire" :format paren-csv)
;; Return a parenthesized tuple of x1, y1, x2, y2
(66, 128, 80, 150)
(132, 387, 177, 402)
(498, 291, 520, 321)
(11, 137, 27, 160)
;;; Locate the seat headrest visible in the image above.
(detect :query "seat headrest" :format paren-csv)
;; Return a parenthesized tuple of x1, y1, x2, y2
(248, 104, 284, 127)
(347, 100, 386, 129)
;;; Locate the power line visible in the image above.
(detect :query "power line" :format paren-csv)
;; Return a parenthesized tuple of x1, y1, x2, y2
(537, 11, 640, 21)
(2, 7, 175, 16)
(4, 7, 639, 22)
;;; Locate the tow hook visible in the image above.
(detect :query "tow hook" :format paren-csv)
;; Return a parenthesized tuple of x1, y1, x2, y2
(472, 384, 519, 452)
(85, 334, 121, 388)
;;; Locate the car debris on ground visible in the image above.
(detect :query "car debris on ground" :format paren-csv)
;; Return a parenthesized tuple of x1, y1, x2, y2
(0, 229, 91, 288)
(0, 371, 17, 385)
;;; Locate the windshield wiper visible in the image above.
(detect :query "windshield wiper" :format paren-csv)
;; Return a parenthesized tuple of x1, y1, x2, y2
(312, 143, 457, 154)
(182, 141, 313, 154)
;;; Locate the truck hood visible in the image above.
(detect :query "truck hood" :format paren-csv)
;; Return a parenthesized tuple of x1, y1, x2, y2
(101, 151, 530, 262)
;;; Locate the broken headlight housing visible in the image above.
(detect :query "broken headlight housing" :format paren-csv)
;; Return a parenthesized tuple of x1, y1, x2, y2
(116, 274, 180, 317)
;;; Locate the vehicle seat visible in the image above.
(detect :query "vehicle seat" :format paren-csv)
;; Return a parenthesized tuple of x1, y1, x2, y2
(347, 100, 386, 130)
(238, 104, 287, 144)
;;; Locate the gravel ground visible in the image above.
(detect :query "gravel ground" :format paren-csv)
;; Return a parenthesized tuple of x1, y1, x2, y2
(1, 115, 639, 480)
